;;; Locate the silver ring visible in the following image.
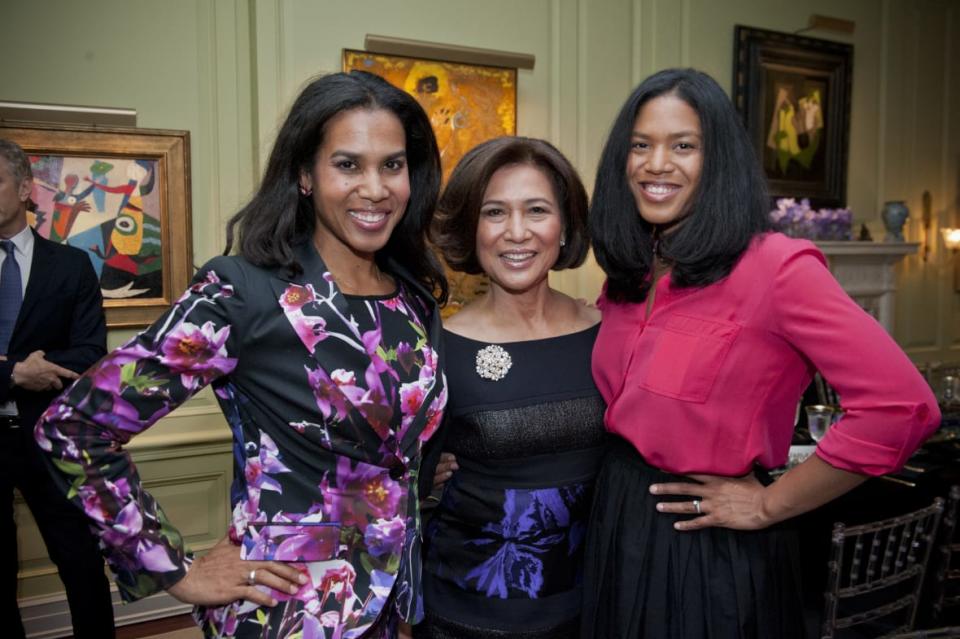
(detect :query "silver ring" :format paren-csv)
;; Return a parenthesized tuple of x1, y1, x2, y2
(693, 499, 702, 515)
(247, 569, 257, 586)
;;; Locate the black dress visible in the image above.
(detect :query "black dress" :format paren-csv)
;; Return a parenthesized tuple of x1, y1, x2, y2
(416, 326, 607, 638)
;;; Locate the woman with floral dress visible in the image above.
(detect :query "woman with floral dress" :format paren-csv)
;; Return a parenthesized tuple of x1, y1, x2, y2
(34, 71, 448, 638)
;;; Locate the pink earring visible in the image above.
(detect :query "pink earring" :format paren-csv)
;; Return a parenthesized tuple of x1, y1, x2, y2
(299, 183, 313, 196)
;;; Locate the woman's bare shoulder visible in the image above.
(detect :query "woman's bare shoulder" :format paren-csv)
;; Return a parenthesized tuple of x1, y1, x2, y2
(557, 292, 601, 328)
(442, 303, 488, 339)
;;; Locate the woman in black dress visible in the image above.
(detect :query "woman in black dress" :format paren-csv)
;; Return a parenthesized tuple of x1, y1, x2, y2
(414, 137, 606, 638)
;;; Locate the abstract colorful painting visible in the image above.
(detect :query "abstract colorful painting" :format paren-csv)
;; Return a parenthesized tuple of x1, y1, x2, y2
(29, 154, 163, 299)
(0, 123, 192, 327)
(343, 50, 518, 314)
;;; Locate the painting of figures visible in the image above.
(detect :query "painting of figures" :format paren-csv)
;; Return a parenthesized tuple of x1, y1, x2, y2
(0, 123, 192, 327)
(29, 154, 163, 299)
(734, 26, 852, 208)
(343, 49, 518, 314)
(764, 75, 828, 182)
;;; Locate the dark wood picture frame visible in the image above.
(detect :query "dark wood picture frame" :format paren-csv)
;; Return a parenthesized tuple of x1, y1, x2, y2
(734, 25, 853, 208)
(0, 122, 192, 328)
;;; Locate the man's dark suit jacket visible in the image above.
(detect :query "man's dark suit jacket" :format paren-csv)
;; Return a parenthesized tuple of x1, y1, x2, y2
(0, 229, 106, 429)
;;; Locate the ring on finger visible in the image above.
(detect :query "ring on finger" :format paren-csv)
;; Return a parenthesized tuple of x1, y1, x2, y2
(247, 568, 257, 586)
(693, 499, 702, 515)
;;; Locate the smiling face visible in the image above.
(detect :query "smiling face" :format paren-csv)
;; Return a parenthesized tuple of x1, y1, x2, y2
(626, 93, 703, 227)
(475, 163, 563, 294)
(302, 108, 410, 263)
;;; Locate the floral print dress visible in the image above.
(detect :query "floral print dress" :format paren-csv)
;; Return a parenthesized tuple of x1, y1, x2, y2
(35, 242, 447, 638)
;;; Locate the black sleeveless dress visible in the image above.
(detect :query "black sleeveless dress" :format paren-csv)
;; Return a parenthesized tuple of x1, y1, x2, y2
(416, 326, 607, 638)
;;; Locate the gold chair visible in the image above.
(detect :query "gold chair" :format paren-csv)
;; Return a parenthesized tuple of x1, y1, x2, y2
(821, 498, 945, 638)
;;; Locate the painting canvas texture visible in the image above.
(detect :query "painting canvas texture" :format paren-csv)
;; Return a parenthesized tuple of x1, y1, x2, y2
(343, 49, 518, 313)
(28, 154, 162, 300)
(764, 73, 827, 183)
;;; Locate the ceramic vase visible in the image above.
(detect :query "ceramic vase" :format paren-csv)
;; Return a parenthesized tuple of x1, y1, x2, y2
(881, 201, 909, 242)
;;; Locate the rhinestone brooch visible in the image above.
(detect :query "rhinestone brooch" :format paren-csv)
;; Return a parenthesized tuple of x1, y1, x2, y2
(475, 344, 512, 381)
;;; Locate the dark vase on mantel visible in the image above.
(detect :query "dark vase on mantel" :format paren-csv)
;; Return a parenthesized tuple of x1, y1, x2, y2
(881, 200, 909, 242)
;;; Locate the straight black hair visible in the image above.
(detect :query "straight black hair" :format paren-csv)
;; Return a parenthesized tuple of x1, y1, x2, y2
(225, 71, 447, 304)
(590, 68, 771, 303)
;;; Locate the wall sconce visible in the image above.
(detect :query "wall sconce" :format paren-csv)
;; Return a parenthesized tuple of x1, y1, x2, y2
(943, 228, 960, 292)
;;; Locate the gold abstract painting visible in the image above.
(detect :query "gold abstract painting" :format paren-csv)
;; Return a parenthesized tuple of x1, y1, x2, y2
(343, 49, 518, 315)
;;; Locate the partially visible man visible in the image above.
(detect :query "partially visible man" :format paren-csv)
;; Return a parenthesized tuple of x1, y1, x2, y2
(0, 139, 113, 638)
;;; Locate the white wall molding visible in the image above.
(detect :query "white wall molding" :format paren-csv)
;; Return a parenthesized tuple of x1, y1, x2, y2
(22, 588, 192, 639)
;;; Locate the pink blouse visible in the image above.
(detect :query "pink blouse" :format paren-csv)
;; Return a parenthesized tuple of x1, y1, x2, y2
(592, 233, 940, 477)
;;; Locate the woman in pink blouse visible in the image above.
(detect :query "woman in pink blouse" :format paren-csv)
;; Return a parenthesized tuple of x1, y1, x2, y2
(581, 68, 940, 638)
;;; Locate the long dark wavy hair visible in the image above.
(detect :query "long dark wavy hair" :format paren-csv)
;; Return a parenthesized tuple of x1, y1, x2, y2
(590, 68, 771, 303)
(225, 71, 447, 303)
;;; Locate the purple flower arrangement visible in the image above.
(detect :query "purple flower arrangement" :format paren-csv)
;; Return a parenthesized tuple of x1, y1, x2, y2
(769, 198, 853, 241)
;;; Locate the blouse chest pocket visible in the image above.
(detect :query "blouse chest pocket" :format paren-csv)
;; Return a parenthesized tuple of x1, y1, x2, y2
(638, 314, 740, 403)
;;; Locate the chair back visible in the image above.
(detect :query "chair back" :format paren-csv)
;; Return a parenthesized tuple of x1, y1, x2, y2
(822, 497, 945, 639)
(885, 627, 960, 638)
(930, 486, 960, 625)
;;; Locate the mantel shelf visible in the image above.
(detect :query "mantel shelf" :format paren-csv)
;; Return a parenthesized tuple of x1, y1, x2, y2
(812, 241, 918, 335)
(815, 241, 920, 258)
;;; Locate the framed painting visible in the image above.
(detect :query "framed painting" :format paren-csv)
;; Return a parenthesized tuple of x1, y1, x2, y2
(734, 26, 853, 208)
(0, 122, 192, 327)
(343, 48, 518, 315)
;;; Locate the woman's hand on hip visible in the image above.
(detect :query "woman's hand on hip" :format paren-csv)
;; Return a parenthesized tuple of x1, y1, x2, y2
(649, 473, 773, 531)
(167, 536, 307, 607)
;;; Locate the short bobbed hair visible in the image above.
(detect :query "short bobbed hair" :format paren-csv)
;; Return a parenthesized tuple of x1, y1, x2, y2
(431, 136, 589, 275)
(591, 68, 771, 303)
(225, 71, 447, 303)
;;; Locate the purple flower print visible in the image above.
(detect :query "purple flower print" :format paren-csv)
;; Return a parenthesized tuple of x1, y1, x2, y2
(463, 488, 572, 599)
(158, 320, 235, 390)
(363, 516, 405, 558)
(319, 563, 357, 606)
(306, 366, 366, 421)
(379, 296, 402, 312)
(355, 363, 393, 439)
(176, 269, 233, 303)
(279, 283, 316, 311)
(418, 346, 439, 385)
(242, 520, 340, 562)
(399, 381, 427, 429)
(99, 500, 179, 573)
(321, 457, 401, 532)
(396, 341, 417, 375)
(301, 614, 324, 639)
(280, 284, 330, 354)
(244, 432, 291, 495)
(362, 328, 389, 372)
(360, 569, 395, 620)
(307, 366, 349, 420)
(77, 476, 131, 525)
(419, 385, 447, 443)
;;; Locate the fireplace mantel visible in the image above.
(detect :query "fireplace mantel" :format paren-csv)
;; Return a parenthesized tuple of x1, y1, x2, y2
(815, 241, 919, 334)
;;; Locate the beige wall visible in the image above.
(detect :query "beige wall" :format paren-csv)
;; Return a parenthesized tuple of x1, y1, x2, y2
(1, 0, 957, 632)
